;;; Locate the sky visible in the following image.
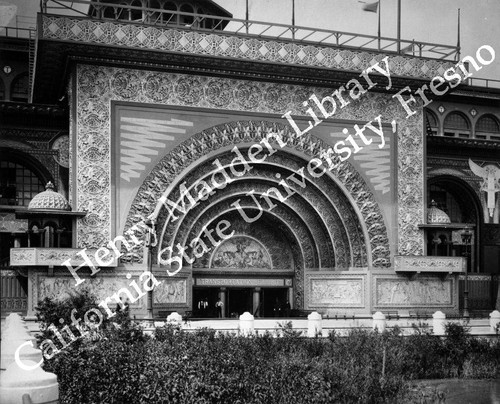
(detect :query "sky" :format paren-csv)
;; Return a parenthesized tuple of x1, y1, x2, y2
(3, 0, 500, 81)
(216, 0, 500, 81)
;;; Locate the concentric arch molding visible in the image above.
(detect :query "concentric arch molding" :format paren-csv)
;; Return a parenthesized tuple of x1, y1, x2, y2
(124, 120, 391, 268)
(74, 65, 424, 258)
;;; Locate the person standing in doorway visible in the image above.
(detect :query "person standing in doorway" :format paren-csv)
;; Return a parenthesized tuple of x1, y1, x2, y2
(198, 298, 208, 317)
(215, 298, 224, 318)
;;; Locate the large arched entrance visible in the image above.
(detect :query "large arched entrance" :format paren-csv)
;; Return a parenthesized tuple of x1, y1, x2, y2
(124, 120, 390, 314)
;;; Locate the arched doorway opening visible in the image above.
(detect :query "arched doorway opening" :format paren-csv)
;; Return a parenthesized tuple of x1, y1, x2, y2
(427, 175, 482, 272)
(124, 120, 391, 316)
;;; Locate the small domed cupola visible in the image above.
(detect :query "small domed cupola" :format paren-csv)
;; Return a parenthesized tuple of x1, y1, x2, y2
(28, 182, 71, 211)
(427, 200, 451, 224)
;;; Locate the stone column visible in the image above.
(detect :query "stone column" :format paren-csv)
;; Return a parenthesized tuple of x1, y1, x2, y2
(288, 287, 293, 309)
(218, 287, 226, 318)
(253, 287, 260, 317)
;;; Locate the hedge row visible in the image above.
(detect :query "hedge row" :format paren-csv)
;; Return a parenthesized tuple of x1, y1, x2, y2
(37, 292, 500, 404)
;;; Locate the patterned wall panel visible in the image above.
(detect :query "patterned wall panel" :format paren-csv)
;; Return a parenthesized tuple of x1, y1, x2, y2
(304, 272, 368, 313)
(30, 270, 146, 313)
(75, 65, 424, 257)
(373, 274, 457, 311)
(42, 15, 454, 81)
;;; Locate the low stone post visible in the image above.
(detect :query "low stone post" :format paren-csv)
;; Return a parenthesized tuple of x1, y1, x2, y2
(489, 310, 500, 332)
(239, 312, 254, 336)
(372, 311, 386, 332)
(0, 361, 59, 404)
(307, 312, 322, 337)
(1, 315, 40, 371)
(0, 316, 59, 403)
(166, 312, 183, 325)
(432, 311, 446, 336)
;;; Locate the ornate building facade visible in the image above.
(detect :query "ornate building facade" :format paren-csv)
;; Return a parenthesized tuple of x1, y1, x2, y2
(1, 0, 499, 319)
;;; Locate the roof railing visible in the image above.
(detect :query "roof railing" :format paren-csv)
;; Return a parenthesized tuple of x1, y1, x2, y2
(39, 0, 460, 61)
(467, 77, 500, 89)
(0, 26, 35, 39)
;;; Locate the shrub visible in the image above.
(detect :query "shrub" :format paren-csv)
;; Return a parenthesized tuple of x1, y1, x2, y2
(38, 297, 500, 404)
(35, 288, 109, 350)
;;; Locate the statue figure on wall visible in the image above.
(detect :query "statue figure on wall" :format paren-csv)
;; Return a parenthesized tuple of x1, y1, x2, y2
(469, 159, 500, 221)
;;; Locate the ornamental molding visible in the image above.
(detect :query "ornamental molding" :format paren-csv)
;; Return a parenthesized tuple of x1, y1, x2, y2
(42, 14, 453, 81)
(10, 248, 118, 267)
(394, 255, 466, 273)
(155, 151, 365, 269)
(373, 274, 457, 309)
(74, 65, 424, 261)
(304, 272, 368, 310)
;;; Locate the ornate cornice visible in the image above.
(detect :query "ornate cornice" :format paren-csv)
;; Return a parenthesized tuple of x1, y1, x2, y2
(427, 136, 500, 150)
(0, 101, 66, 116)
(34, 13, 450, 103)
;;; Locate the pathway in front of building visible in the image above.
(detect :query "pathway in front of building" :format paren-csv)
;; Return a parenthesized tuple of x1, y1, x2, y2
(415, 379, 500, 404)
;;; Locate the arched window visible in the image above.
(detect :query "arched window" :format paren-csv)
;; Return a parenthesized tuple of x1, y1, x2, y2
(197, 8, 205, 28)
(163, 2, 177, 25)
(10, 73, 29, 102)
(180, 4, 194, 26)
(0, 79, 5, 100)
(129, 0, 143, 21)
(425, 109, 438, 136)
(443, 111, 471, 138)
(0, 160, 45, 207)
(147, 0, 162, 24)
(475, 114, 500, 141)
(426, 177, 480, 272)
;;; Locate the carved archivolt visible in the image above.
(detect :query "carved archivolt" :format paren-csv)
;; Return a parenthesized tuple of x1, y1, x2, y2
(125, 120, 391, 270)
(75, 66, 424, 260)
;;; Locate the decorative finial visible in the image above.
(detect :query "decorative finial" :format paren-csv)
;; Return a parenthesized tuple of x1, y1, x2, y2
(45, 181, 55, 191)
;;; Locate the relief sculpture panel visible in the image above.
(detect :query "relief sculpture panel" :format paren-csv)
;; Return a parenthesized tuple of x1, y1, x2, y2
(376, 278, 453, 306)
(210, 236, 272, 269)
(35, 274, 143, 308)
(309, 279, 364, 307)
(153, 279, 187, 304)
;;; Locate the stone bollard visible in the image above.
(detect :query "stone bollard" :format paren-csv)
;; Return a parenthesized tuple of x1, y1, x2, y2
(1, 317, 40, 371)
(1, 339, 43, 371)
(307, 312, 322, 337)
(0, 316, 59, 404)
(489, 310, 500, 332)
(0, 360, 59, 404)
(432, 311, 446, 336)
(372, 312, 386, 332)
(166, 312, 183, 324)
(239, 312, 254, 336)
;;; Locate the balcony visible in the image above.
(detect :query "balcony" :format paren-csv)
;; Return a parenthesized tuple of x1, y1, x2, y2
(10, 247, 118, 267)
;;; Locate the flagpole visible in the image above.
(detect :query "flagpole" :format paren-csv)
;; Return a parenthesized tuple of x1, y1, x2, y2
(292, 0, 295, 40)
(397, 0, 401, 53)
(457, 8, 461, 60)
(245, 0, 249, 34)
(377, 0, 381, 50)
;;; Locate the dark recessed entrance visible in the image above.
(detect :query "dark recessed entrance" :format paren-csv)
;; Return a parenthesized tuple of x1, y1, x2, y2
(261, 288, 289, 317)
(227, 288, 253, 318)
(193, 287, 219, 318)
